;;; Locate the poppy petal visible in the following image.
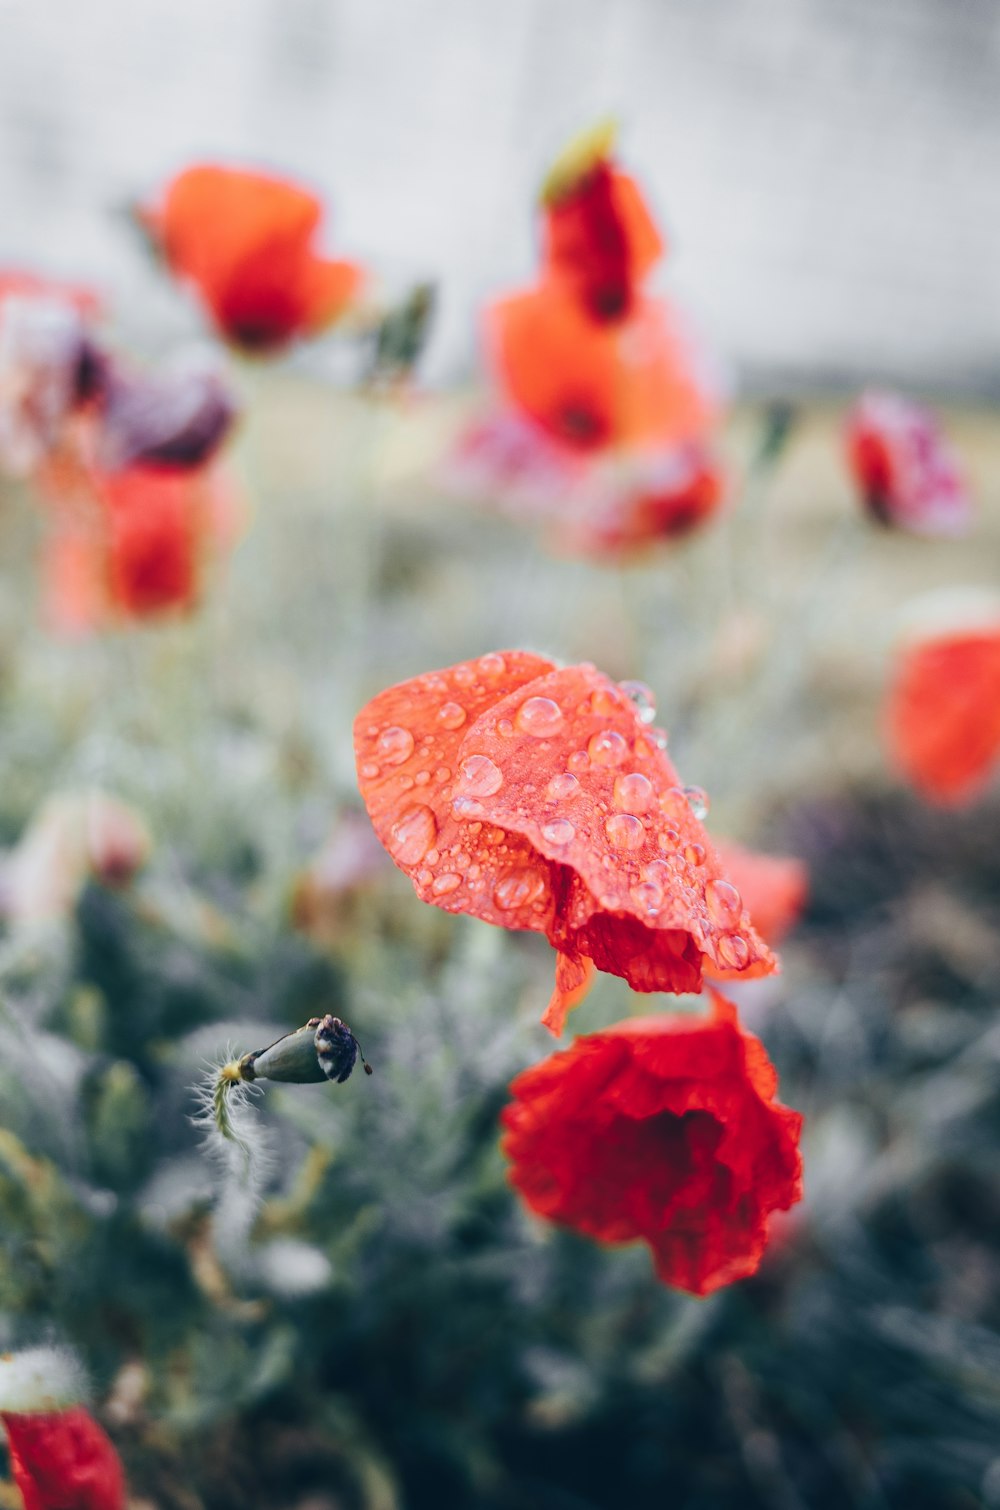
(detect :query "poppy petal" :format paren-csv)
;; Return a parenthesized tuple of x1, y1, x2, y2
(886, 628, 1000, 805)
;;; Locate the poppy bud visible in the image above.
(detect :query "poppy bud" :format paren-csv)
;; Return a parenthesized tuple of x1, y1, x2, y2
(240, 1014, 372, 1085)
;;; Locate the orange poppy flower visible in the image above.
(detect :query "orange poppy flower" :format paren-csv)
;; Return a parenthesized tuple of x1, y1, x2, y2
(147, 164, 364, 353)
(355, 653, 777, 1034)
(709, 841, 808, 948)
(486, 285, 719, 454)
(540, 122, 663, 322)
(42, 462, 237, 631)
(886, 623, 1000, 806)
(501, 990, 803, 1294)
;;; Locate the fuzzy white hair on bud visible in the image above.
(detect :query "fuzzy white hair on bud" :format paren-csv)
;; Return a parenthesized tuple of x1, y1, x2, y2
(0, 1345, 89, 1414)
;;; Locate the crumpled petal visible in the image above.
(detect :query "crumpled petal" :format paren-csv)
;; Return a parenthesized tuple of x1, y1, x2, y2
(501, 990, 803, 1294)
(356, 654, 777, 1031)
(1, 1406, 126, 1510)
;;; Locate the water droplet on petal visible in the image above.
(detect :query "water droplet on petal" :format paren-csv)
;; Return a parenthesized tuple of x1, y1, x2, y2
(567, 749, 590, 773)
(706, 878, 742, 926)
(515, 695, 565, 737)
(389, 805, 437, 865)
(588, 730, 629, 767)
(361, 762, 380, 780)
(590, 685, 626, 716)
(432, 872, 463, 896)
(683, 785, 710, 821)
(415, 770, 431, 785)
(599, 892, 619, 910)
(605, 813, 646, 850)
(649, 726, 670, 750)
(423, 674, 448, 693)
(479, 653, 506, 675)
(658, 828, 680, 850)
(497, 718, 514, 737)
(643, 859, 672, 886)
(613, 771, 654, 813)
(542, 818, 575, 845)
(454, 665, 476, 687)
(493, 867, 547, 910)
(377, 726, 415, 766)
(684, 843, 706, 867)
(631, 879, 663, 914)
(456, 754, 504, 798)
(718, 932, 750, 969)
(546, 772, 581, 801)
(452, 795, 486, 820)
(619, 680, 657, 723)
(437, 702, 467, 730)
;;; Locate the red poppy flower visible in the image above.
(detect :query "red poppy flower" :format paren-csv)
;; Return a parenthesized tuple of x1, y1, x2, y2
(540, 122, 663, 322)
(845, 390, 971, 537)
(486, 285, 720, 455)
(41, 461, 238, 631)
(710, 841, 808, 948)
(500, 990, 803, 1294)
(147, 164, 364, 353)
(556, 443, 726, 559)
(886, 620, 1000, 806)
(1, 1407, 126, 1510)
(355, 653, 776, 1034)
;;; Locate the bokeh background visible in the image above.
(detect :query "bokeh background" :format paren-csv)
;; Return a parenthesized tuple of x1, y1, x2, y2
(1, 4, 999, 1509)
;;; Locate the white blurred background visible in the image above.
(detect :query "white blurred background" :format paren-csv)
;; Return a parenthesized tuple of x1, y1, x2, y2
(1, 0, 998, 392)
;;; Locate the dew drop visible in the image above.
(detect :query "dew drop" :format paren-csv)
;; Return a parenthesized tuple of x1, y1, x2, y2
(567, 749, 590, 773)
(718, 932, 750, 969)
(643, 859, 672, 886)
(456, 754, 504, 798)
(683, 785, 710, 821)
(542, 818, 575, 845)
(590, 685, 626, 716)
(360, 762, 380, 780)
(630, 879, 663, 914)
(479, 652, 506, 675)
(435, 766, 451, 781)
(649, 726, 670, 750)
(389, 805, 437, 865)
(452, 795, 486, 820)
(546, 772, 581, 801)
(515, 695, 565, 737)
(423, 674, 448, 693)
(493, 867, 547, 910)
(454, 664, 476, 687)
(705, 878, 742, 926)
(497, 718, 514, 737)
(613, 771, 654, 813)
(377, 726, 415, 766)
(436, 702, 467, 730)
(684, 843, 706, 867)
(425, 849, 440, 865)
(599, 892, 619, 910)
(588, 730, 629, 767)
(432, 872, 463, 896)
(619, 680, 657, 723)
(415, 770, 431, 785)
(658, 827, 680, 849)
(605, 813, 646, 851)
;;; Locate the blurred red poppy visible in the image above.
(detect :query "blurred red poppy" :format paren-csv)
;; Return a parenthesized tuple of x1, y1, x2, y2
(355, 653, 776, 1034)
(41, 461, 238, 632)
(886, 623, 1000, 805)
(146, 165, 364, 353)
(556, 443, 726, 559)
(845, 391, 971, 537)
(500, 990, 803, 1294)
(710, 841, 808, 948)
(540, 122, 663, 322)
(1, 1406, 126, 1510)
(486, 286, 718, 455)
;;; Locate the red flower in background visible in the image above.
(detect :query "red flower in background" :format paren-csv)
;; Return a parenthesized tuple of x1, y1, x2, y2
(886, 616, 1000, 806)
(710, 841, 809, 948)
(845, 391, 972, 537)
(539, 120, 663, 322)
(146, 164, 364, 353)
(2, 1408, 126, 1510)
(556, 443, 726, 559)
(486, 285, 719, 456)
(501, 991, 803, 1294)
(355, 653, 776, 1034)
(42, 461, 239, 632)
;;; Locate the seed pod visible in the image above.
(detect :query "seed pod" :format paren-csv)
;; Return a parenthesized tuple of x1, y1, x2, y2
(240, 1015, 372, 1085)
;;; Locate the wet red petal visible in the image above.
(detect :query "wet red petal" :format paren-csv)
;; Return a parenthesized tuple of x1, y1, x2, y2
(2, 1407, 126, 1510)
(886, 628, 1000, 805)
(501, 993, 803, 1294)
(356, 655, 777, 1031)
(541, 953, 594, 1036)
